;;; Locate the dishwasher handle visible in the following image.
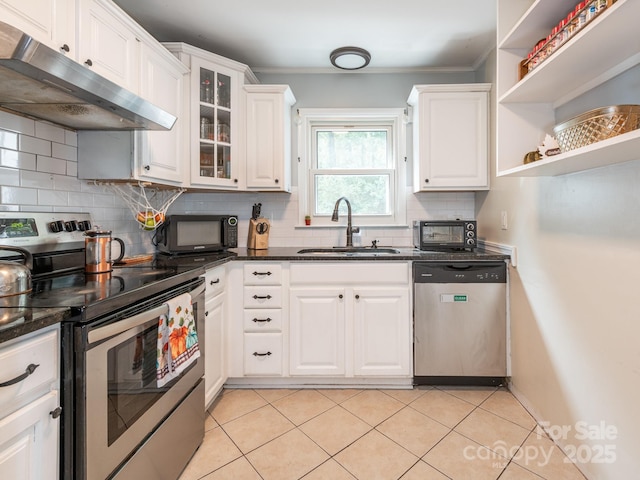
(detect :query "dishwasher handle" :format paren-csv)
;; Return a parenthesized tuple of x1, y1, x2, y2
(413, 262, 506, 283)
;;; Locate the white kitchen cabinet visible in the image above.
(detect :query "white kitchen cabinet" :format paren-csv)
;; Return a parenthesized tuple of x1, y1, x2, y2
(164, 43, 259, 190)
(134, 39, 189, 185)
(0, 326, 60, 480)
(77, 0, 141, 92)
(289, 288, 346, 376)
(408, 84, 490, 191)
(0, 0, 75, 56)
(245, 85, 296, 192)
(497, 0, 640, 177)
(203, 266, 226, 407)
(289, 262, 412, 378)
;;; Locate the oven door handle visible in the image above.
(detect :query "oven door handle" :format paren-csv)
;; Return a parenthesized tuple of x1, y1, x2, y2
(87, 283, 205, 344)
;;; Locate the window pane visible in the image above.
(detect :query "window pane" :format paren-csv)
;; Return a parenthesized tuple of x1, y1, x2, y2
(315, 174, 390, 215)
(316, 130, 388, 169)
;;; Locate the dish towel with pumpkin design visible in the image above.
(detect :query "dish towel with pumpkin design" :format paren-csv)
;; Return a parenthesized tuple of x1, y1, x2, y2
(156, 292, 200, 387)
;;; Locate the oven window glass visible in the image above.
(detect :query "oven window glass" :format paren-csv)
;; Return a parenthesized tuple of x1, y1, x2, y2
(421, 225, 463, 244)
(177, 221, 221, 246)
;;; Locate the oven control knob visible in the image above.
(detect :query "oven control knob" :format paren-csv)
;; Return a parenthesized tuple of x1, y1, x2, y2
(78, 220, 92, 231)
(467, 238, 476, 246)
(49, 221, 64, 233)
(466, 223, 475, 230)
(65, 220, 78, 232)
(466, 230, 475, 238)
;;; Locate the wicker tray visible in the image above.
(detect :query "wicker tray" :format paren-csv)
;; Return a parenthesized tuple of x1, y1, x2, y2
(553, 105, 640, 152)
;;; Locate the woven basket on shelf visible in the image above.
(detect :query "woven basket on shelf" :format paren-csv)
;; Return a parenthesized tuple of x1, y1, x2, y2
(553, 105, 640, 153)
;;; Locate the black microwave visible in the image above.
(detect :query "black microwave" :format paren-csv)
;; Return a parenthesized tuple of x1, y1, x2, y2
(413, 220, 477, 251)
(155, 215, 238, 254)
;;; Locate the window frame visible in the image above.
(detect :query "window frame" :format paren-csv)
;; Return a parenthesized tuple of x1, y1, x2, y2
(297, 108, 407, 227)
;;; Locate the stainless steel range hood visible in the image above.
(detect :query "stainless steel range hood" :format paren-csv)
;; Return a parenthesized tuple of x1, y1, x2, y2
(0, 21, 176, 130)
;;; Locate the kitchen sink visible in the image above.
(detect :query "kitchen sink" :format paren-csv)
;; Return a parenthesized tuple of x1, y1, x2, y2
(296, 247, 401, 255)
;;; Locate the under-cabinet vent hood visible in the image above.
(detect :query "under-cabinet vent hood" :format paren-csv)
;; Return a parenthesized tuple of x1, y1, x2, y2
(0, 21, 176, 130)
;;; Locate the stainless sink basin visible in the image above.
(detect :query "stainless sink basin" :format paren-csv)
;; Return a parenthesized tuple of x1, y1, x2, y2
(297, 247, 401, 255)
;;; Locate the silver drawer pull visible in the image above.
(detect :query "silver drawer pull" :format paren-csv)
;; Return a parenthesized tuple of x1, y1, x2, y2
(252, 351, 272, 357)
(253, 295, 272, 300)
(252, 271, 272, 276)
(0, 363, 39, 388)
(252, 317, 272, 323)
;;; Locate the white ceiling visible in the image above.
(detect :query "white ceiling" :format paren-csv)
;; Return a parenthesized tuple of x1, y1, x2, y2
(113, 0, 497, 73)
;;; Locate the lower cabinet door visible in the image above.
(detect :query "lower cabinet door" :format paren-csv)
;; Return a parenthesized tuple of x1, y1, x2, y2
(353, 288, 412, 376)
(243, 333, 283, 376)
(0, 391, 59, 480)
(204, 295, 225, 407)
(289, 288, 345, 376)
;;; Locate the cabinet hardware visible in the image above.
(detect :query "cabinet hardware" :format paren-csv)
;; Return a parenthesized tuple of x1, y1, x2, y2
(50, 407, 62, 419)
(275, 179, 279, 183)
(234, 179, 238, 183)
(253, 295, 272, 300)
(355, 294, 360, 299)
(252, 271, 272, 276)
(205, 311, 209, 316)
(252, 318, 272, 323)
(252, 351, 272, 357)
(425, 178, 429, 183)
(0, 363, 39, 388)
(60, 44, 70, 53)
(209, 278, 220, 285)
(144, 165, 150, 170)
(84, 58, 93, 66)
(339, 294, 343, 299)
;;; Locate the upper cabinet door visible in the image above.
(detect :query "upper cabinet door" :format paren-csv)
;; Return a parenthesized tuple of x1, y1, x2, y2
(77, 0, 139, 93)
(408, 84, 491, 191)
(245, 85, 296, 192)
(0, 0, 76, 56)
(134, 41, 189, 186)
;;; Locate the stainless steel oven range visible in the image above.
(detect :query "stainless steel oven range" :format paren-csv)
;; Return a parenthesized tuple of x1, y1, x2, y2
(0, 212, 212, 479)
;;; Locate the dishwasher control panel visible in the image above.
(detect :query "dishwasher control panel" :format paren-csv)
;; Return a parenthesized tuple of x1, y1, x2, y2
(413, 262, 506, 283)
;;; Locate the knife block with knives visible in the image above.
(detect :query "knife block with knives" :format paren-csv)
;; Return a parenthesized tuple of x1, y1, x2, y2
(248, 203, 270, 250)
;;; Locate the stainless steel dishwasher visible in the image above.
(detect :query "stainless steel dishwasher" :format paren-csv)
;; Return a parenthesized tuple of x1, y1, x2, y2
(413, 262, 507, 386)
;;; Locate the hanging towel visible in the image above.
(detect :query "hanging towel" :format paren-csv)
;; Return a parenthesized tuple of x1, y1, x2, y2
(156, 292, 200, 387)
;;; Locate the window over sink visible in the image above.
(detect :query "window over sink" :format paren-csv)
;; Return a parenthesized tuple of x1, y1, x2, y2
(297, 108, 407, 227)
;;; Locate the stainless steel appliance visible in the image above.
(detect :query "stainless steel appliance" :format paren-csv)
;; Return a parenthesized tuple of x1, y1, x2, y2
(0, 212, 213, 479)
(154, 214, 238, 255)
(413, 262, 507, 386)
(413, 220, 477, 251)
(0, 20, 175, 130)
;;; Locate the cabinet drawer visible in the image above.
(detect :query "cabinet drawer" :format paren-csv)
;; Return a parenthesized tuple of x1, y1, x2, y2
(0, 328, 58, 414)
(204, 266, 226, 298)
(243, 309, 282, 332)
(244, 334, 282, 376)
(243, 263, 282, 285)
(290, 262, 410, 285)
(243, 286, 282, 308)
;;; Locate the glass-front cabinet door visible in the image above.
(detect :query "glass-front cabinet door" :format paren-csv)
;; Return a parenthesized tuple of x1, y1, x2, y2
(191, 58, 240, 188)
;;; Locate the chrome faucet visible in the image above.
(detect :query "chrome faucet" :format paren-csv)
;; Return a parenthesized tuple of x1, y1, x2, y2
(331, 196, 360, 247)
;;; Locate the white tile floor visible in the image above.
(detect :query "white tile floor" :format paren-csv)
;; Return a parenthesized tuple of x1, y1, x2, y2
(179, 387, 587, 480)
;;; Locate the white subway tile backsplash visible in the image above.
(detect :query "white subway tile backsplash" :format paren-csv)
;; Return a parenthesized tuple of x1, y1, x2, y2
(0, 111, 34, 135)
(53, 174, 79, 192)
(19, 135, 51, 156)
(0, 130, 19, 150)
(20, 170, 54, 189)
(38, 189, 68, 206)
(65, 130, 78, 147)
(0, 167, 20, 186)
(0, 149, 36, 170)
(1, 185, 38, 205)
(66, 161, 78, 177)
(37, 156, 67, 175)
(35, 122, 66, 144)
(52, 142, 77, 161)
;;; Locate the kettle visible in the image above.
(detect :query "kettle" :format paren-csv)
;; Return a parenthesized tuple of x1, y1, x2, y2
(0, 246, 33, 324)
(84, 229, 125, 274)
(0, 245, 33, 298)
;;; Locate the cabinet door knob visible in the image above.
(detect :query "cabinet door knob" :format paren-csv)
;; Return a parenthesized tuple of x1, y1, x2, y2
(234, 179, 238, 183)
(355, 294, 360, 299)
(338, 294, 343, 299)
(50, 407, 62, 419)
(60, 44, 70, 53)
(144, 165, 150, 171)
(84, 59, 93, 66)
(274, 178, 279, 184)
(205, 311, 209, 316)
(424, 178, 429, 183)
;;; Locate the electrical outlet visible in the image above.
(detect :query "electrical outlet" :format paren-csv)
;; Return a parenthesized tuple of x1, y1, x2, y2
(500, 211, 508, 230)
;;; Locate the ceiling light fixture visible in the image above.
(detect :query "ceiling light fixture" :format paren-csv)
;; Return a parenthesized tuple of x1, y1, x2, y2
(330, 46, 371, 70)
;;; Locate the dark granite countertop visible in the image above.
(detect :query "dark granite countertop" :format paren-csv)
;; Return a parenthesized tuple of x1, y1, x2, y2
(1, 247, 508, 344)
(230, 246, 510, 262)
